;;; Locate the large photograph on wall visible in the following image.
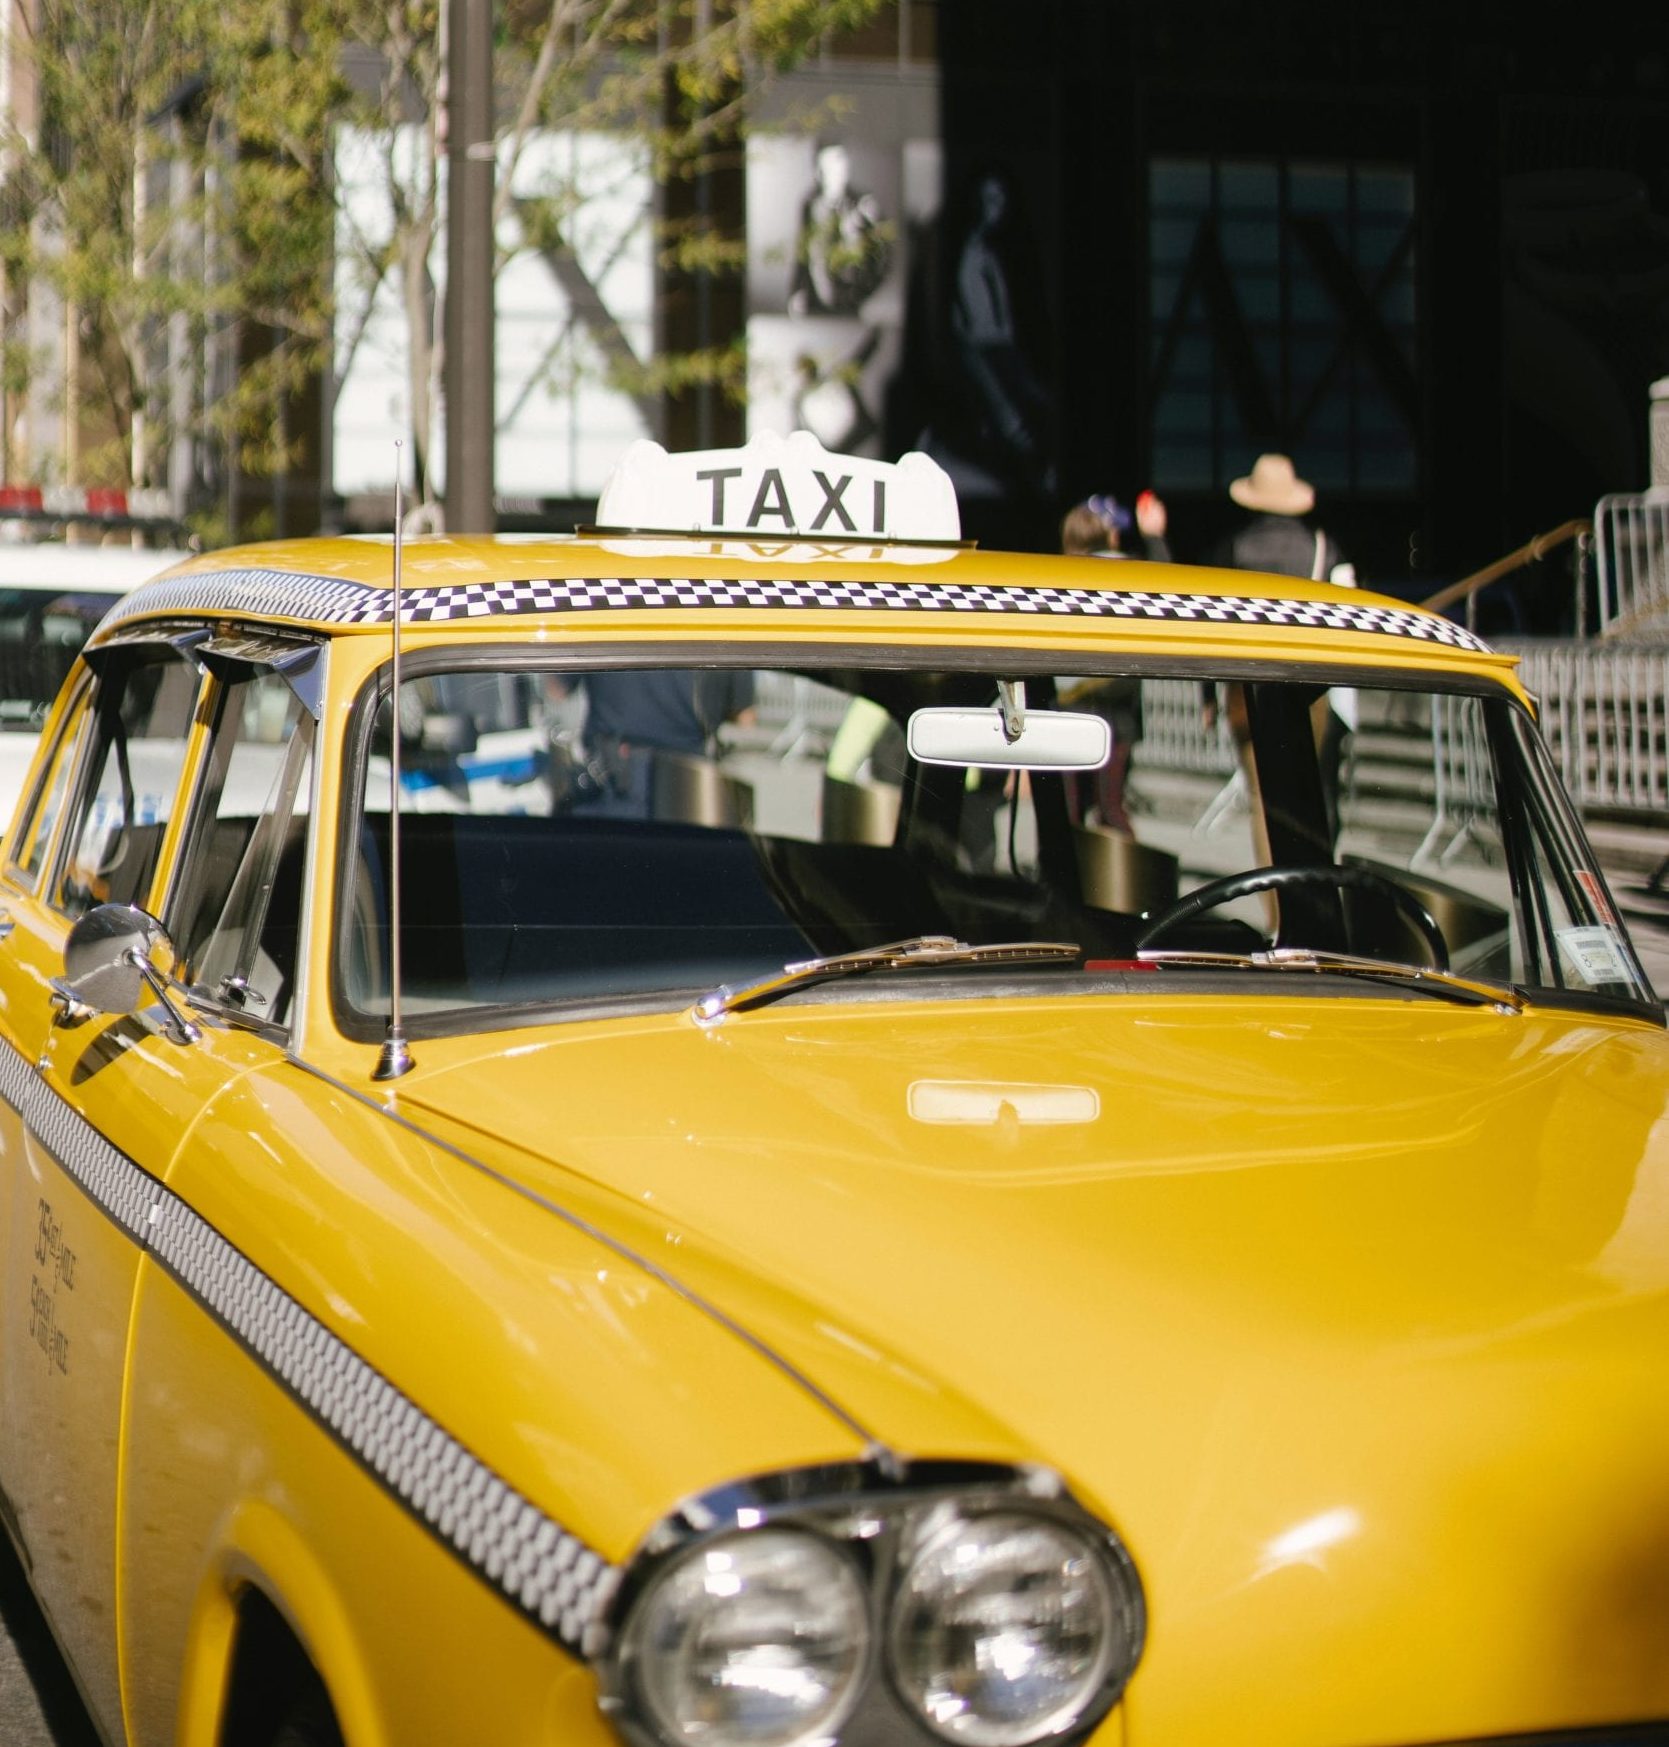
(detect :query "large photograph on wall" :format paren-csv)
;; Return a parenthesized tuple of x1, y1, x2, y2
(748, 135, 1062, 533)
(906, 161, 1057, 505)
(747, 133, 929, 459)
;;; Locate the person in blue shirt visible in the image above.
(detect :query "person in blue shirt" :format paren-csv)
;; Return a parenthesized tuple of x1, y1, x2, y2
(548, 669, 756, 819)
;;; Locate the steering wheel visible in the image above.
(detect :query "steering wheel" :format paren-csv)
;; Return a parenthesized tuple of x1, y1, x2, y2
(1135, 863, 1450, 971)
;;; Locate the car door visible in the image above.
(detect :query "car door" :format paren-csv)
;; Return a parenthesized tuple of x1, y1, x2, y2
(0, 637, 206, 1737)
(0, 665, 96, 1531)
(0, 637, 319, 1743)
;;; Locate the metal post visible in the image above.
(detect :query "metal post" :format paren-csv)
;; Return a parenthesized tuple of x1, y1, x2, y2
(445, 0, 495, 534)
(375, 450, 414, 1083)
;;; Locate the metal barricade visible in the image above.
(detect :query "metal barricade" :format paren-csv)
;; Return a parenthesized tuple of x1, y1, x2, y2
(1508, 640, 1669, 815)
(1137, 679, 1237, 774)
(1414, 693, 1497, 867)
(748, 671, 858, 756)
(1594, 492, 1669, 636)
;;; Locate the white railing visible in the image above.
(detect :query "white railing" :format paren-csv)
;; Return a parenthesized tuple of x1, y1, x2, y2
(1509, 640, 1669, 814)
(1122, 661, 1669, 825)
(1414, 693, 1498, 865)
(747, 653, 1669, 825)
(748, 670, 860, 755)
(1132, 678, 1237, 773)
(1594, 491, 1669, 635)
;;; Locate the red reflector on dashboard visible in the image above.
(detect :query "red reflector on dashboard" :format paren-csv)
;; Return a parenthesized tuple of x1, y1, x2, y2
(1083, 959, 1157, 973)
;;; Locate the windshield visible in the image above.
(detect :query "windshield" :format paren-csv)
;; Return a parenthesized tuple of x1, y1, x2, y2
(335, 656, 1656, 1033)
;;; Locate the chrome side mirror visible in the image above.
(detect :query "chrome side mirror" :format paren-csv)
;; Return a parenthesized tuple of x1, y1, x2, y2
(51, 904, 200, 1046)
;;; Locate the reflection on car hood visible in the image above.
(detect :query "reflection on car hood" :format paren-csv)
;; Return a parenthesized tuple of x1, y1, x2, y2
(403, 993, 1669, 1747)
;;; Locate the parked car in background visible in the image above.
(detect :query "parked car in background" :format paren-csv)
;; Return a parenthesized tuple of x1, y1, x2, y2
(0, 434, 1665, 1747)
(0, 514, 194, 815)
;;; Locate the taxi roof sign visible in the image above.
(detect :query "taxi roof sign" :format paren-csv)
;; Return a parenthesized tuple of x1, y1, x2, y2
(594, 431, 961, 543)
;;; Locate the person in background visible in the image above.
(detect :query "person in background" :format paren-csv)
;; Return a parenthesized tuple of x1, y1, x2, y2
(1206, 453, 1356, 844)
(1210, 452, 1352, 586)
(1060, 490, 1170, 833)
(1062, 490, 1171, 563)
(948, 173, 1055, 492)
(789, 141, 892, 318)
(547, 669, 756, 819)
(826, 692, 1009, 873)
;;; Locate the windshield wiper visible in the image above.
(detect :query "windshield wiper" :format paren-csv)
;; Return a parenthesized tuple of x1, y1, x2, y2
(693, 934, 1081, 1024)
(1136, 946, 1524, 1013)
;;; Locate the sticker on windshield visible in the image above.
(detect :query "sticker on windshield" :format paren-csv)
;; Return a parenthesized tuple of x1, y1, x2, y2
(1556, 925, 1633, 985)
(1575, 868, 1620, 927)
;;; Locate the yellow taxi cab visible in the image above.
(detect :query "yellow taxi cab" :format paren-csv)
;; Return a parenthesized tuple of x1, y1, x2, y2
(1, 430, 1666, 1747)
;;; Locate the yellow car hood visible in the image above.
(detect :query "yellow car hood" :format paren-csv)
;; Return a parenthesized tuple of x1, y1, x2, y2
(405, 991, 1669, 1747)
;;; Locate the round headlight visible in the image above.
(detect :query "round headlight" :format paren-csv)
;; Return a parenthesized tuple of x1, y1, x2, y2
(623, 1527, 871, 1747)
(887, 1510, 1140, 1747)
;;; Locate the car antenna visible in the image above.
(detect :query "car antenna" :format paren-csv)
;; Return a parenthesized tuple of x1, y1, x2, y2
(374, 444, 415, 1082)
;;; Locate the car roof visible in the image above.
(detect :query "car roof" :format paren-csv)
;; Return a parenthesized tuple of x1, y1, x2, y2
(0, 542, 198, 593)
(89, 532, 1520, 684)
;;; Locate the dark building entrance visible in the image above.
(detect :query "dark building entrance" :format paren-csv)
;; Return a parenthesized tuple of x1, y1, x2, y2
(900, 0, 1669, 633)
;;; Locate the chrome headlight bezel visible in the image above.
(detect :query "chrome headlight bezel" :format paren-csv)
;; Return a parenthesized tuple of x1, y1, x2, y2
(884, 1501, 1141, 1746)
(593, 1458, 1146, 1747)
(616, 1521, 873, 1747)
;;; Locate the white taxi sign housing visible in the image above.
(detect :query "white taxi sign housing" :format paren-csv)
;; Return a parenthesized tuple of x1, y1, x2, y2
(595, 430, 961, 542)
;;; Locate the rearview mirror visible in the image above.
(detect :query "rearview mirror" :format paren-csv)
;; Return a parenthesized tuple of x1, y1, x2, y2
(907, 705, 1109, 771)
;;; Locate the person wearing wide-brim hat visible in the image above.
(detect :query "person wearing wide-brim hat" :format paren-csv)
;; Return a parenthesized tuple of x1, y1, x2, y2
(1216, 453, 1350, 582)
(1230, 452, 1314, 517)
(1208, 453, 1357, 846)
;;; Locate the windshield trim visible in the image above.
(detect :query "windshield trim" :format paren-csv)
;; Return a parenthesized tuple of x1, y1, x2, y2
(331, 963, 1669, 1043)
(311, 631, 1530, 696)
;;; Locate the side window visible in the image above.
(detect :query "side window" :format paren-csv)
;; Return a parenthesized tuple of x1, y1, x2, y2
(172, 668, 315, 1028)
(55, 647, 202, 920)
(7, 680, 93, 890)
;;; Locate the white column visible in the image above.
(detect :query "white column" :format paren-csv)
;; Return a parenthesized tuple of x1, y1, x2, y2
(1652, 376, 1669, 492)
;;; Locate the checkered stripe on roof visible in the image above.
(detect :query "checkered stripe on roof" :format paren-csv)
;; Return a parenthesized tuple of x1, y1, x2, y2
(96, 568, 385, 631)
(97, 566, 1493, 652)
(0, 1029, 617, 1654)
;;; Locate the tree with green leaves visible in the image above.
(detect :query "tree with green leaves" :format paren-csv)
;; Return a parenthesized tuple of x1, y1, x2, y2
(0, 0, 890, 536)
(0, 0, 342, 538)
(333, 0, 891, 517)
